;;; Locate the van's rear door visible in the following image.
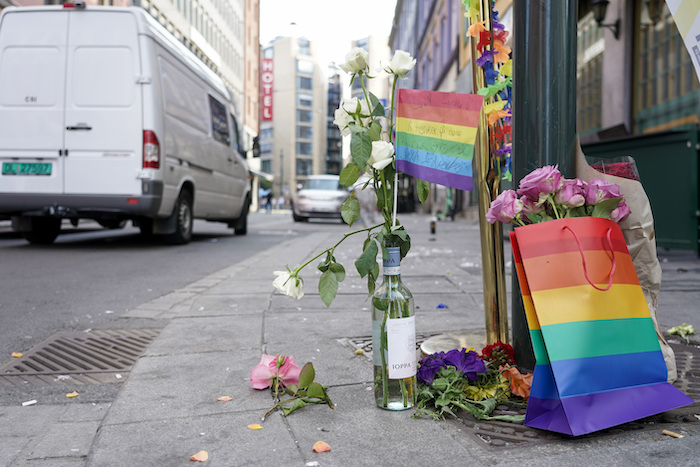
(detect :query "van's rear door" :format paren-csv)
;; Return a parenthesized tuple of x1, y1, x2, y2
(63, 9, 142, 195)
(0, 10, 68, 194)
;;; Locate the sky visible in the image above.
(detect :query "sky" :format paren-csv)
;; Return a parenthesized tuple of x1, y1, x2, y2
(259, 0, 398, 67)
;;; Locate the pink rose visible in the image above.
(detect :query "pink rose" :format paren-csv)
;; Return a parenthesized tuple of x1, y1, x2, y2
(486, 190, 523, 224)
(520, 195, 543, 214)
(585, 178, 622, 205)
(516, 165, 563, 204)
(610, 199, 631, 223)
(250, 354, 302, 390)
(555, 178, 587, 208)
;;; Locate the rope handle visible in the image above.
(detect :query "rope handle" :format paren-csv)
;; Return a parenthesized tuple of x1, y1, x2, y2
(561, 225, 616, 291)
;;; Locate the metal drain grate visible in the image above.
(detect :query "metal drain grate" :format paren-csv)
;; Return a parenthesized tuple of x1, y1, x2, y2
(0, 329, 160, 387)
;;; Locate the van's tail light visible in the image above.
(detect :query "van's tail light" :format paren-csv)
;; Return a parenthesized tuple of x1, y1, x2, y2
(143, 130, 160, 169)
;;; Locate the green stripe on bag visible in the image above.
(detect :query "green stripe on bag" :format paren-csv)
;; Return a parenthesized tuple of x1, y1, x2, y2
(541, 318, 661, 361)
(530, 329, 550, 364)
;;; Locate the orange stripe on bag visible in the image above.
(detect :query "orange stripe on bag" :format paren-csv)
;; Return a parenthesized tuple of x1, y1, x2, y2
(522, 250, 639, 292)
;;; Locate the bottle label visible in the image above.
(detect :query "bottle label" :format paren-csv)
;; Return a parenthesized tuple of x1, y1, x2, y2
(383, 247, 401, 276)
(386, 316, 416, 379)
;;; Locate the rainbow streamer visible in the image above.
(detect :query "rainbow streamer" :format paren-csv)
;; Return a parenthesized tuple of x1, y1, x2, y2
(395, 89, 483, 191)
(511, 217, 693, 436)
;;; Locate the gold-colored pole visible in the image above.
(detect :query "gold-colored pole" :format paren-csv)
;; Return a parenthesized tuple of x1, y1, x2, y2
(468, 0, 509, 344)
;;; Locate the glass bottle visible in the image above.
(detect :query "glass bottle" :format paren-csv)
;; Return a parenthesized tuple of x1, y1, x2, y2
(371, 246, 417, 410)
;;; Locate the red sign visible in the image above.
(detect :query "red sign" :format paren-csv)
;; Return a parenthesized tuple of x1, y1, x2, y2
(261, 58, 273, 121)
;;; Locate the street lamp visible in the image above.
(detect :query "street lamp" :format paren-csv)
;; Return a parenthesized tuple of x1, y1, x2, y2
(591, 0, 620, 40)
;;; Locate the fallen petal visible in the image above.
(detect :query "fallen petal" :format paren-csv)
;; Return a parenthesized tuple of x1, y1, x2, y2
(312, 441, 331, 453)
(66, 391, 79, 398)
(11, 352, 23, 358)
(190, 450, 209, 462)
(217, 396, 233, 402)
(247, 424, 263, 430)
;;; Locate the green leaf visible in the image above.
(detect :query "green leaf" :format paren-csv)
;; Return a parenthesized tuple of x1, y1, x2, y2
(321, 386, 334, 409)
(350, 132, 372, 169)
(340, 163, 362, 187)
(372, 296, 389, 311)
(297, 362, 315, 389)
(355, 240, 378, 278)
(417, 179, 430, 204)
(329, 262, 346, 282)
(306, 381, 326, 399)
(341, 194, 361, 227)
(368, 120, 382, 141)
(319, 269, 339, 307)
(284, 383, 298, 396)
(281, 398, 307, 416)
(591, 198, 622, 219)
(368, 92, 384, 117)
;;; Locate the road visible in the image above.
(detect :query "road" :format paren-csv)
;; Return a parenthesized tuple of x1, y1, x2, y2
(0, 211, 348, 404)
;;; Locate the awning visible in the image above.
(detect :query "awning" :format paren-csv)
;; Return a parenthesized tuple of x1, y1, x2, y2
(249, 168, 274, 182)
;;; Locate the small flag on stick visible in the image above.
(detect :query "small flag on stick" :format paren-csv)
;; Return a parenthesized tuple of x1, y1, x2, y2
(395, 89, 484, 191)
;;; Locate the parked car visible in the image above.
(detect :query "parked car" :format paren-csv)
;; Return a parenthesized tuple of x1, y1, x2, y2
(292, 175, 349, 222)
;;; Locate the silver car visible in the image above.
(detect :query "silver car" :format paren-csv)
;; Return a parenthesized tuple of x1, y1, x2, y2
(292, 175, 349, 222)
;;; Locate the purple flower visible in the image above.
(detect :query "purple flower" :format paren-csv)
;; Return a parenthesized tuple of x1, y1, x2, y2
(610, 198, 631, 223)
(486, 190, 523, 224)
(585, 178, 622, 205)
(417, 352, 446, 385)
(517, 165, 563, 204)
(520, 195, 543, 214)
(444, 349, 487, 382)
(476, 50, 495, 67)
(555, 178, 587, 208)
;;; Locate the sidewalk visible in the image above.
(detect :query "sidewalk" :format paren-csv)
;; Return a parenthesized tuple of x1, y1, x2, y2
(8, 213, 700, 466)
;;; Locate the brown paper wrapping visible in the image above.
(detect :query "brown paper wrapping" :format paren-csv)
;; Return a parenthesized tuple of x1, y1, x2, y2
(576, 139, 676, 382)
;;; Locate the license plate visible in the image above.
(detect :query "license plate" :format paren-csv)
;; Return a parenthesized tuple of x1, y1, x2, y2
(2, 162, 52, 176)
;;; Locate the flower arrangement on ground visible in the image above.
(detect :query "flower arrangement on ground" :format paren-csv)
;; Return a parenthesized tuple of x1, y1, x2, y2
(272, 48, 429, 411)
(486, 164, 631, 226)
(414, 341, 531, 421)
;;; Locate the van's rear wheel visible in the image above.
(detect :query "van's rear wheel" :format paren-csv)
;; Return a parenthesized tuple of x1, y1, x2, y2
(22, 218, 61, 245)
(232, 195, 250, 236)
(164, 191, 193, 244)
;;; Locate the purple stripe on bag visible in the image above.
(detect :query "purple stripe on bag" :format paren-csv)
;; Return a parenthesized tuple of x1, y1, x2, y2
(551, 351, 668, 397)
(527, 383, 694, 436)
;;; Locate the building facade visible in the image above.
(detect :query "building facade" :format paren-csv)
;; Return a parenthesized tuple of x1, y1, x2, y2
(259, 36, 327, 204)
(326, 67, 343, 175)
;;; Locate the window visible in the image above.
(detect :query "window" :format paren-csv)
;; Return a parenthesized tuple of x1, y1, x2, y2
(296, 76, 313, 90)
(296, 158, 313, 175)
(209, 95, 230, 145)
(260, 141, 273, 154)
(298, 38, 310, 55)
(296, 92, 313, 107)
(263, 47, 273, 59)
(576, 13, 603, 135)
(296, 59, 314, 74)
(634, 3, 700, 132)
(297, 109, 313, 123)
(261, 158, 272, 174)
(296, 141, 313, 155)
(296, 125, 313, 139)
(260, 127, 273, 140)
(229, 113, 241, 152)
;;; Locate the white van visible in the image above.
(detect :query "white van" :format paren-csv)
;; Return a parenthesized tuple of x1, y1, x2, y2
(0, 4, 251, 244)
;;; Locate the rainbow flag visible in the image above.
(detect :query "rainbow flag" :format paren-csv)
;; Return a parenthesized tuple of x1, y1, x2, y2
(511, 217, 693, 436)
(395, 89, 483, 191)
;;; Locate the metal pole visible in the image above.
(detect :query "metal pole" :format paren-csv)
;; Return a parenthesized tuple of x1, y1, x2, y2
(512, 0, 578, 370)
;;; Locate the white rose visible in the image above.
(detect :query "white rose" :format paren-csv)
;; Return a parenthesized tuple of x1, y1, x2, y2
(368, 141, 394, 171)
(339, 47, 369, 73)
(386, 50, 416, 77)
(273, 270, 304, 299)
(333, 103, 354, 137)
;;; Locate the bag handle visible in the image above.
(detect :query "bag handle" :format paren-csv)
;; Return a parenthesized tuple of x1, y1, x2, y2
(561, 225, 616, 291)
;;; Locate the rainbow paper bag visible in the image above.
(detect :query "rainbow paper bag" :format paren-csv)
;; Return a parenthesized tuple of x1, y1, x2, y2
(510, 217, 693, 436)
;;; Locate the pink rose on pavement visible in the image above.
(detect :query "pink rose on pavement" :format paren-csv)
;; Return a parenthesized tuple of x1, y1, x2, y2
(610, 198, 631, 223)
(250, 354, 302, 390)
(555, 178, 587, 208)
(486, 190, 523, 224)
(585, 178, 622, 205)
(516, 165, 563, 204)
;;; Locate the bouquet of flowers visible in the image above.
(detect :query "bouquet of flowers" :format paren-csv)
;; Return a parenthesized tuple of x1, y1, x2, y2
(413, 342, 530, 421)
(486, 165, 631, 226)
(273, 48, 424, 305)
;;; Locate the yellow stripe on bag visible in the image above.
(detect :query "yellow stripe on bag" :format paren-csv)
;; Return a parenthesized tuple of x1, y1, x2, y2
(523, 294, 541, 331)
(531, 284, 650, 326)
